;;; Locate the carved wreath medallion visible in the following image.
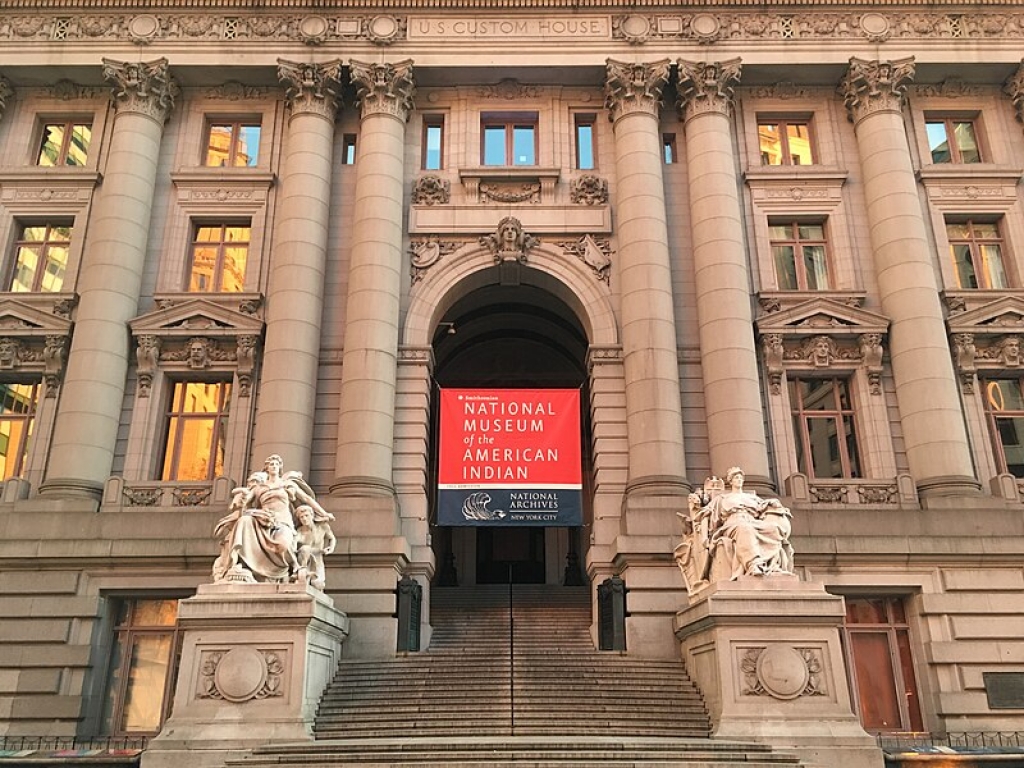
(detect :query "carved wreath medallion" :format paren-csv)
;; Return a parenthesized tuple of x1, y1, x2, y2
(198, 647, 284, 702)
(739, 644, 826, 700)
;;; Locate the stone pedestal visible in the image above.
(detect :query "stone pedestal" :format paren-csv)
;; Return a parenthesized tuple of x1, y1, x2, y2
(142, 583, 349, 768)
(674, 578, 882, 768)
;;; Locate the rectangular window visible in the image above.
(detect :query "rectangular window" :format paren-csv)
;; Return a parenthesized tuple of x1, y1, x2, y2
(0, 382, 39, 479)
(187, 222, 250, 293)
(926, 117, 981, 164)
(840, 597, 924, 733)
(481, 113, 537, 166)
(770, 220, 830, 290)
(663, 134, 677, 164)
(575, 114, 596, 170)
(982, 378, 1024, 477)
(342, 134, 357, 165)
(204, 120, 261, 167)
(422, 116, 444, 171)
(10, 222, 71, 293)
(759, 119, 815, 166)
(37, 121, 91, 167)
(102, 598, 183, 735)
(161, 381, 231, 481)
(789, 377, 862, 479)
(947, 219, 1008, 290)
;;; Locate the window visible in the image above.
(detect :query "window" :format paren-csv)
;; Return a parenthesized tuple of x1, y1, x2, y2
(37, 121, 91, 167)
(982, 378, 1024, 477)
(204, 120, 260, 167)
(575, 114, 596, 170)
(947, 219, 1008, 290)
(840, 597, 923, 733)
(0, 382, 39, 479)
(481, 113, 537, 166)
(926, 117, 981, 164)
(770, 220, 830, 290)
(187, 222, 249, 292)
(102, 598, 183, 735)
(789, 377, 862, 478)
(161, 381, 231, 481)
(663, 134, 677, 164)
(759, 119, 815, 166)
(422, 116, 444, 171)
(9, 222, 71, 293)
(342, 134, 357, 165)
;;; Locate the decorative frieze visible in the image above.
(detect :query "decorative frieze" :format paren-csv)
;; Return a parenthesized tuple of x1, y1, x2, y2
(555, 235, 612, 284)
(676, 59, 742, 122)
(475, 79, 541, 100)
(349, 59, 415, 121)
(102, 57, 177, 122)
(604, 59, 670, 122)
(205, 81, 269, 101)
(47, 79, 105, 100)
(479, 182, 540, 204)
(411, 175, 450, 206)
(839, 57, 915, 124)
(570, 175, 609, 206)
(277, 59, 342, 121)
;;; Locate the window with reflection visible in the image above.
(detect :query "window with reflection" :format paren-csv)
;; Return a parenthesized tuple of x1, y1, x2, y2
(926, 117, 981, 164)
(102, 598, 183, 735)
(770, 219, 830, 290)
(663, 134, 677, 164)
(758, 119, 814, 165)
(422, 115, 444, 170)
(789, 377, 862, 478)
(161, 381, 231, 481)
(10, 222, 71, 293)
(982, 377, 1024, 477)
(0, 382, 39, 480)
(481, 113, 537, 166)
(37, 121, 91, 167)
(947, 219, 1008, 290)
(204, 121, 260, 167)
(341, 134, 357, 165)
(187, 222, 249, 292)
(840, 596, 923, 733)
(574, 114, 596, 170)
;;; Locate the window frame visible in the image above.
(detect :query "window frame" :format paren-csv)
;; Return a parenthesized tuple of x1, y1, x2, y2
(185, 219, 251, 293)
(757, 116, 816, 167)
(8, 220, 73, 293)
(574, 113, 597, 171)
(480, 112, 539, 167)
(768, 218, 832, 291)
(421, 115, 444, 171)
(36, 120, 93, 167)
(980, 376, 1024, 478)
(159, 379, 232, 482)
(0, 381, 41, 481)
(788, 375, 863, 479)
(663, 134, 677, 165)
(924, 115, 983, 165)
(202, 119, 262, 168)
(946, 217, 1010, 290)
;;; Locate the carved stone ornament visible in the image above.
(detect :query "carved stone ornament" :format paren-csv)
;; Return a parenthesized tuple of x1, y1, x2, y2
(839, 57, 916, 124)
(946, 296, 1024, 393)
(48, 79, 105, 101)
(570, 175, 609, 206)
(205, 81, 268, 101)
(198, 648, 284, 702)
(604, 59, 671, 122)
(676, 58, 743, 122)
(739, 645, 827, 699)
(365, 15, 406, 45)
(410, 238, 459, 282)
(480, 217, 539, 264)
(1004, 62, 1024, 125)
(349, 59, 415, 121)
(0, 76, 13, 120)
(277, 59, 343, 120)
(476, 79, 541, 100)
(412, 175, 449, 205)
(102, 58, 177, 122)
(612, 15, 653, 44)
(556, 235, 613, 283)
(0, 297, 76, 397)
(479, 182, 540, 204)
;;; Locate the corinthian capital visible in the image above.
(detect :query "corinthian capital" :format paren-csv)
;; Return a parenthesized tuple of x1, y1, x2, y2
(604, 59, 670, 122)
(1004, 61, 1024, 124)
(839, 57, 915, 124)
(102, 58, 177, 122)
(277, 59, 343, 120)
(0, 75, 13, 122)
(349, 60, 415, 121)
(676, 59, 742, 122)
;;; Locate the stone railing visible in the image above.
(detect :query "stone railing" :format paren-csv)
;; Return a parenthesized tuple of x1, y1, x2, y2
(102, 476, 235, 508)
(785, 473, 919, 507)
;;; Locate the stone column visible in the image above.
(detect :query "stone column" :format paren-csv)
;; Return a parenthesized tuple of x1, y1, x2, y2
(250, 60, 342, 468)
(604, 60, 689, 523)
(39, 59, 176, 499)
(676, 59, 770, 485)
(839, 58, 978, 497)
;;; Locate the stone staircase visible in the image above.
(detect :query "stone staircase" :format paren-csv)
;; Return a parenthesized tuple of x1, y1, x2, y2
(228, 585, 805, 767)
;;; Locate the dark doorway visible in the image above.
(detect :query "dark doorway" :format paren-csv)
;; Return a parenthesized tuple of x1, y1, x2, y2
(476, 527, 546, 584)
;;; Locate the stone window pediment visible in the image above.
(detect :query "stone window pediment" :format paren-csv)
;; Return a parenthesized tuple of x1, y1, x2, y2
(0, 293, 76, 394)
(946, 293, 1024, 392)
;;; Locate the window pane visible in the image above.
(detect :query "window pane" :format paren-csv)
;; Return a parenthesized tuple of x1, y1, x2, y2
(973, 222, 999, 239)
(849, 632, 903, 731)
(769, 224, 791, 240)
(576, 122, 594, 170)
(759, 123, 782, 165)
(951, 243, 978, 288)
(802, 245, 830, 290)
(806, 415, 843, 478)
(798, 224, 824, 240)
(189, 246, 217, 292)
(787, 123, 813, 164)
(168, 418, 219, 480)
(773, 245, 798, 290)
(132, 599, 179, 627)
(119, 634, 173, 733)
(895, 630, 924, 731)
(38, 124, 65, 167)
(844, 414, 861, 477)
(483, 126, 506, 165)
(66, 125, 92, 166)
(981, 244, 1008, 289)
(11, 246, 41, 293)
(512, 126, 535, 165)
(663, 136, 675, 164)
(0, 418, 27, 479)
(953, 121, 980, 163)
(424, 124, 443, 170)
(39, 245, 68, 293)
(221, 246, 248, 293)
(846, 598, 888, 625)
(234, 125, 260, 167)
(985, 379, 1024, 412)
(996, 416, 1024, 477)
(798, 379, 837, 411)
(205, 124, 232, 167)
(926, 122, 951, 163)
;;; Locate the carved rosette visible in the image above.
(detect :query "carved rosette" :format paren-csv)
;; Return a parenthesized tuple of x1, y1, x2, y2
(277, 59, 343, 121)
(0, 76, 13, 121)
(839, 57, 915, 124)
(676, 58, 742, 122)
(412, 175, 450, 205)
(604, 59, 671, 123)
(349, 59, 415, 121)
(1004, 61, 1024, 124)
(102, 58, 177, 122)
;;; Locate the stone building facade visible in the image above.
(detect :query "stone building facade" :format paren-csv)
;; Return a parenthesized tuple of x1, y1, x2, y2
(1, 0, 1024, 755)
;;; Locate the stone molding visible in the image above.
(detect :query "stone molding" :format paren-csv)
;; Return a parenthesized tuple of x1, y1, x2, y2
(1004, 61, 1024, 124)
(349, 59, 415, 121)
(604, 59, 670, 123)
(676, 58, 742, 122)
(945, 294, 1024, 394)
(0, 294, 76, 397)
(839, 56, 915, 124)
(102, 57, 177, 122)
(0, 75, 12, 121)
(277, 59, 342, 120)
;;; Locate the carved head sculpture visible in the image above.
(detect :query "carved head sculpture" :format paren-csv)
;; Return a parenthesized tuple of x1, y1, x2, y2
(296, 504, 314, 527)
(499, 216, 520, 247)
(811, 335, 832, 367)
(264, 454, 283, 478)
(1003, 336, 1021, 366)
(188, 337, 209, 368)
(725, 466, 745, 490)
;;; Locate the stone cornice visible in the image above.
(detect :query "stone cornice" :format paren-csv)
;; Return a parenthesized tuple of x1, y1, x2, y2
(102, 57, 177, 122)
(277, 58, 342, 120)
(349, 59, 415, 121)
(6, 0, 1024, 8)
(604, 59, 669, 123)
(839, 56, 915, 124)
(676, 58, 741, 122)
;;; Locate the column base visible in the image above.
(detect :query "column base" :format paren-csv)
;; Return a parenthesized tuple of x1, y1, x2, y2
(36, 476, 104, 501)
(916, 474, 982, 500)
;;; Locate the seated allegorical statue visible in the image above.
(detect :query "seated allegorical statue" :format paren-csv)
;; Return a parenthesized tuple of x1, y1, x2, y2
(674, 466, 794, 595)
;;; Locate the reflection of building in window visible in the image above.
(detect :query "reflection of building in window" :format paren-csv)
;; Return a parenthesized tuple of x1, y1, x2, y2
(947, 219, 1008, 289)
(789, 377, 861, 478)
(481, 113, 537, 166)
(770, 220, 830, 290)
(10, 222, 71, 292)
(37, 122, 91, 166)
(0, 383, 39, 479)
(926, 117, 981, 164)
(574, 114, 595, 170)
(187, 222, 249, 292)
(101, 598, 183, 735)
(342, 134, 357, 165)
(663, 134, 677, 165)
(758, 119, 814, 165)
(840, 596, 923, 733)
(161, 381, 231, 481)
(982, 378, 1024, 477)
(422, 115, 444, 170)
(204, 121, 260, 167)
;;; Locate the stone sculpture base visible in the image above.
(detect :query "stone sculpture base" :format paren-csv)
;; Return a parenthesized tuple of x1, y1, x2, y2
(674, 576, 883, 768)
(142, 583, 349, 768)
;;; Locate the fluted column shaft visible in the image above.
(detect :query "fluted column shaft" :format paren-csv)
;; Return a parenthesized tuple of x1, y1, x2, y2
(677, 59, 770, 482)
(251, 60, 342, 468)
(333, 60, 415, 496)
(40, 59, 175, 499)
(840, 58, 977, 496)
(604, 60, 688, 495)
